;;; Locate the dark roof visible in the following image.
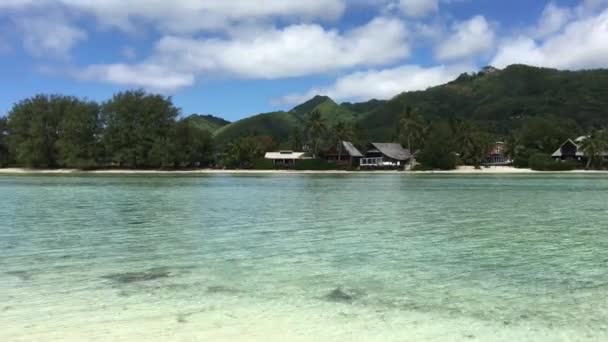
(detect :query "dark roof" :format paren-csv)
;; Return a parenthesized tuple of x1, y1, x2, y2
(342, 141, 363, 157)
(370, 143, 411, 161)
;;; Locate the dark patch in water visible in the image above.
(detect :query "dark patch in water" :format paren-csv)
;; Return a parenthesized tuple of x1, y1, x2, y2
(6, 271, 32, 281)
(102, 267, 171, 284)
(207, 285, 240, 294)
(2, 306, 13, 312)
(176, 313, 190, 324)
(324, 287, 359, 303)
(127, 220, 146, 226)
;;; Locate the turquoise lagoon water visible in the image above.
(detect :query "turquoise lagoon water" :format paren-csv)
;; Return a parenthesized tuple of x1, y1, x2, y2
(1, 174, 608, 341)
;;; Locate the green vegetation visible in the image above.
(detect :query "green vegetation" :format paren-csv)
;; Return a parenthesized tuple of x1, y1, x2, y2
(213, 111, 297, 148)
(4, 90, 215, 169)
(0, 116, 9, 167)
(182, 114, 230, 133)
(3, 64, 608, 170)
(529, 153, 577, 171)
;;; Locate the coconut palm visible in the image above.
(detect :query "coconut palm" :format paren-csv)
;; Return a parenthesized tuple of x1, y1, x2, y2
(398, 106, 425, 152)
(455, 121, 493, 167)
(580, 130, 608, 169)
(305, 110, 327, 157)
(331, 121, 354, 162)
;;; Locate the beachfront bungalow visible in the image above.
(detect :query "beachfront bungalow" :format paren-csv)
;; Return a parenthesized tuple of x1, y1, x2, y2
(484, 141, 512, 166)
(360, 143, 411, 169)
(552, 138, 585, 161)
(322, 141, 363, 167)
(264, 150, 310, 168)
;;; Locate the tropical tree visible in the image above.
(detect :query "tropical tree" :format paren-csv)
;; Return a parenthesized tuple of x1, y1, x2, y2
(580, 130, 608, 169)
(417, 121, 458, 170)
(101, 90, 178, 168)
(331, 121, 354, 162)
(222, 137, 266, 169)
(398, 106, 426, 152)
(0, 116, 9, 167)
(305, 110, 327, 157)
(455, 121, 494, 167)
(171, 119, 213, 167)
(7, 95, 100, 168)
(288, 126, 304, 151)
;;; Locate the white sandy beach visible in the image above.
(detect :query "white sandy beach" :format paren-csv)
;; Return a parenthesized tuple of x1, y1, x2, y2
(1, 166, 607, 175)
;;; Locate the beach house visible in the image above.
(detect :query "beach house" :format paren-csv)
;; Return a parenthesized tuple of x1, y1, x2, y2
(360, 143, 411, 169)
(264, 151, 310, 168)
(322, 141, 363, 167)
(484, 141, 512, 165)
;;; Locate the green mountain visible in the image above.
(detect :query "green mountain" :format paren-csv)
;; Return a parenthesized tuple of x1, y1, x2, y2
(183, 114, 230, 133)
(213, 95, 361, 147)
(213, 111, 299, 147)
(212, 64, 608, 147)
(358, 64, 608, 139)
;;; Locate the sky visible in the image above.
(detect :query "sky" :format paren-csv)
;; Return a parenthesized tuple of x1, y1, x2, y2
(1, 0, 607, 121)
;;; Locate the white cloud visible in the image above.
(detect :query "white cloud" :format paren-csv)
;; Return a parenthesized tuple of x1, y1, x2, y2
(435, 15, 494, 61)
(2, 0, 346, 33)
(76, 17, 409, 90)
(78, 64, 195, 92)
(398, 0, 439, 18)
(534, 2, 572, 38)
(277, 64, 472, 104)
(492, 8, 608, 70)
(15, 14, 87, 59)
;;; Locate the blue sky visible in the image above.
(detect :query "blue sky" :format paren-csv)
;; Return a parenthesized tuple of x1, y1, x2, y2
(1, 0, 607, 121)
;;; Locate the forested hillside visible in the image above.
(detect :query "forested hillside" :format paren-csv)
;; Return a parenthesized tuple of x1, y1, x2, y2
(217, 65, 608, 144)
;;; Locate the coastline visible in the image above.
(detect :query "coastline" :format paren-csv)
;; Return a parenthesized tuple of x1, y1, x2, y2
(1, 166, 608, 175)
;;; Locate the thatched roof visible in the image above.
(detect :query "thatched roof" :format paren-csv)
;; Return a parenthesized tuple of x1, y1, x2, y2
(370, 143, 411, 161)
(342, 141, 363, 157)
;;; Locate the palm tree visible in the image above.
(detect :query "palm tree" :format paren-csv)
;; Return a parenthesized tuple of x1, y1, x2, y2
(332, 121, 354, 162)
(305, 110, 327, 157)
(455, 121, 493, 168)
(398, 106, 425, 152)
(580, 130, 608, 169)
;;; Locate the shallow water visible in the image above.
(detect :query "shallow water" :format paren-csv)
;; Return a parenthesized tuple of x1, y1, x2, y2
(1, 174, 608, 341)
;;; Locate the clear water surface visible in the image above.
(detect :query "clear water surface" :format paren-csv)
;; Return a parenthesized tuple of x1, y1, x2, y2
(1, 174, 608, 341)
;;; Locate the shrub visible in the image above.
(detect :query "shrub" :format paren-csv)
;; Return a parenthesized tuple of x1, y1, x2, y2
(251, 158, 274, 170)
(529, 153, 577, 171)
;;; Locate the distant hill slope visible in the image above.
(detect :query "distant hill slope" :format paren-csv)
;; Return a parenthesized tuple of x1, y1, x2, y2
(213, 111, 298, 147)
(212, 64, 608, 146)
(358, 64, 608, 139)
(183, 114, 230, 133)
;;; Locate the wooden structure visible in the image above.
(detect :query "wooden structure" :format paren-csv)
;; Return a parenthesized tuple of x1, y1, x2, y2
(484, 141, 512, 165)
(360, 143, 411, 169)
(264, 151, 309, 168)
(322, 141, 363, 167)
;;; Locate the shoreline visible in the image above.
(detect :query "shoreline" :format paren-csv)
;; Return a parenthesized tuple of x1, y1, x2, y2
(1, 166, 608, 175)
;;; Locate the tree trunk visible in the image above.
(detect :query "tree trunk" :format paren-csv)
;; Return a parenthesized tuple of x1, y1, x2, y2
(586, 156, 593, 170)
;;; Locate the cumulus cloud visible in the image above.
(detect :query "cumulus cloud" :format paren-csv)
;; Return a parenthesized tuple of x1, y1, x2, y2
(2, 0, 346, 33)
(15, 14, 87, 59)
(435, 15, 494, 61)
(492, 8, 608, 70)
(76, 17, 409, 90)
(398, 0, 439, 17)
(78, 63, 195, 92)
(277, 64, 472, 104)
(534, 2, 572, 38)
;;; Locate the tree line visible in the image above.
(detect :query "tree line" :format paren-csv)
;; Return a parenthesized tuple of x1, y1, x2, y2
(2, 91, 607, 170)
(0, 91, 212, 169)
